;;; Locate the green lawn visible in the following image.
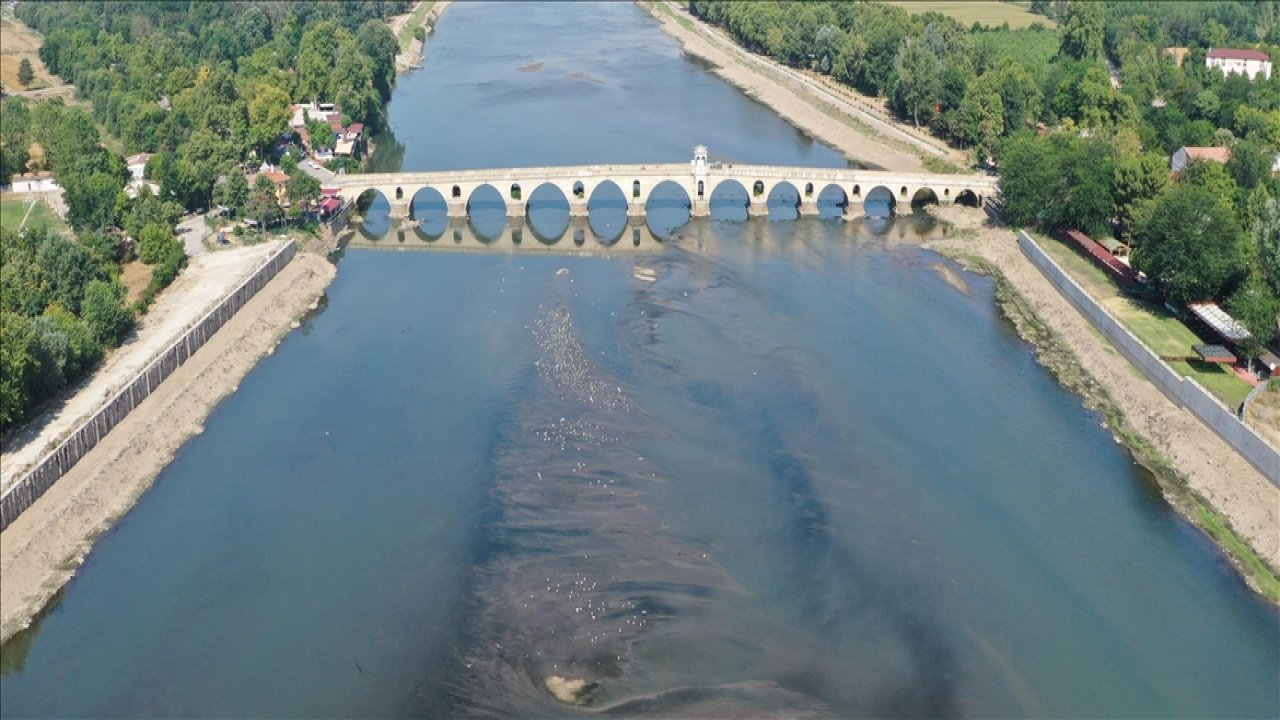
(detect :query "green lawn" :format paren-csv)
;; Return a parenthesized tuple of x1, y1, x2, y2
(1105, 298, 1203, 357)
(1169, 360, 1253, 409)
(1034, 232, 1252, 407)
(882, 1, 1055, 29)
(0, 194, 67, 235)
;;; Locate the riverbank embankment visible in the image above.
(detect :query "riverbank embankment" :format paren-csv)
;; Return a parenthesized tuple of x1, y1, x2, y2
(392, 0, 452, 75)
(923, 207, 1279, 599)
(638, 1, 958, 173)
(0, 252, 337, 643)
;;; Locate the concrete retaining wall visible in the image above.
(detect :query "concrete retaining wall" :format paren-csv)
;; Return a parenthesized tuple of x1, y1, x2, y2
(1017, 231, 1279, 485)
(0, 241, 298, 531)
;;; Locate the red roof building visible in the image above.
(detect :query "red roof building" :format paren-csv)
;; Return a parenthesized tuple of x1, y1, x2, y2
(1206, 48, 1272, 80)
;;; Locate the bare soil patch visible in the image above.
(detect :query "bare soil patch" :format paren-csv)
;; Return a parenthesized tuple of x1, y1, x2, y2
(119, 261, 154, 305)
(0, 13, 68, 94)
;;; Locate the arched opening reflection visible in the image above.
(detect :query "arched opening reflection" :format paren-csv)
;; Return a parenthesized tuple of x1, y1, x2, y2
(467, 184, 506, 242)
(708, 179, 748, 222)
(863, 186, 896, 218)
(354, 188, 391, 238)
(526, 183, 570, 243)
(766, 181, 800, 221)
(644, 180, 690, 239)
(410, 187, 448, 238)
(816, 184, 848, 220)
(587, 180, 627, 244)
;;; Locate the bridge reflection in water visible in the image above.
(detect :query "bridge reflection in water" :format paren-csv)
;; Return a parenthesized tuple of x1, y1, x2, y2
(342, 214, 668, 255)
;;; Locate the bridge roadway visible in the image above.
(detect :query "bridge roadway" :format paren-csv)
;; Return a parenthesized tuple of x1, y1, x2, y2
(331, 161, 999, 219)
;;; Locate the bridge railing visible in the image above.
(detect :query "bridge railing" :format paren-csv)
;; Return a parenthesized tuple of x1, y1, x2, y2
(332, 164, 1000, 190)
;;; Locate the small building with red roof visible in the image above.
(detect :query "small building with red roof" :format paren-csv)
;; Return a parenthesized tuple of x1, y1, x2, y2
(1170, 146, 1231, 174)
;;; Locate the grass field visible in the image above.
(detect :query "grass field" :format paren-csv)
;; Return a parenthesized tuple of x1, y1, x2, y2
(395, 1, 436, 53)
(1105, 297, 1204, 357)
(0, 194, 67, 236)
(882, 1, 1055, 29)
(1035, 232, 1252, 407)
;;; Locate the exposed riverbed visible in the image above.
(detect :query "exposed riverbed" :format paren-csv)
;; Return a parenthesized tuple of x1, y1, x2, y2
(2, 3, 1276, 717)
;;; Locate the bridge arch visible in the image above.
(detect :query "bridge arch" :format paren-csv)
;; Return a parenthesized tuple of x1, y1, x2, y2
(631, 179, 642, 199)
(466, 183, 507, 242)
(863, 185, 896, 217)
(954, 189, 981, 208)
(526, 183, 570, 241)
(766, 181, 801, 220)
(708, 178, 748, 222)
(910, 187, 940, 208)
(587, 180, 628, 243)
(409, 186, 449, 236)
(817, 183, 848, 219)
(644, 180, 691, 238)
(804, 182, 815, 198)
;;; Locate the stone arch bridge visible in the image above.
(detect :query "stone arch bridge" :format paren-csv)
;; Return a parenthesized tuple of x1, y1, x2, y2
(332, 152, 998, 221)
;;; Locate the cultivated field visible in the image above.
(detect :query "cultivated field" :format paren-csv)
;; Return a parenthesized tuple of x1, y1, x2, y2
(882, 1, 1056, 30)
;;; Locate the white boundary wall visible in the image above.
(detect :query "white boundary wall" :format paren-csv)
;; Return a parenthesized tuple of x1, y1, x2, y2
(0, 241, 298, 530)
(1018, 230, 1279, 484)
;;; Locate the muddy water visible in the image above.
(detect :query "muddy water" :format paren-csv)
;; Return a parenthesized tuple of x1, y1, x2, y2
(2, 2, 1278, 717)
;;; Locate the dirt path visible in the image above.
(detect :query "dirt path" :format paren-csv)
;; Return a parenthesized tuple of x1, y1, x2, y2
(1, 243, 287, 493)
(640, 1, 963, 172)
(924, 207, 1279, 582)
(0, 253, 336, 643)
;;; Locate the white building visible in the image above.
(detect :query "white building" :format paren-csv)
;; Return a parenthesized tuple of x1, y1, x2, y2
(1205, 48, 1272, 81)
(9, 171, 61, 194)
(126, 153, 153, 181)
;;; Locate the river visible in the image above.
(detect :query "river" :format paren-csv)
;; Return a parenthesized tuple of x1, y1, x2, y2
(2, 3, 1277, 717)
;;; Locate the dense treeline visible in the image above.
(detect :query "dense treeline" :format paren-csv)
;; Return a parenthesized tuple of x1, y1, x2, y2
(0, 226, 135, 429)
(1, 2, 408, 431)
(689, 0, 1280, 352)
(13, 1, 402, 210)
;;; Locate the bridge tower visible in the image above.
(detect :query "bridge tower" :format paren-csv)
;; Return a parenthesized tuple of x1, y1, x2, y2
(691, 145, 710, 217)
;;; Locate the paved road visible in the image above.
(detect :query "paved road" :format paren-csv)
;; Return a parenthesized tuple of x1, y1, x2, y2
(176, 214, 210, 257)
(298, 161, 337, 185)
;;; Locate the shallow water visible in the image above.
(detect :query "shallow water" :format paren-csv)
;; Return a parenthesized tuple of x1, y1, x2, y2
(2, 3, 1277, 717)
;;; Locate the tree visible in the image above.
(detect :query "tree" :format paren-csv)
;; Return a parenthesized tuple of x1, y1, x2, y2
(137, 223, 180, 265)
(287, 171, 321, 207)
(1176, 159, 1238, 208)
(1131, 183, 1248, 305)
(892, 37, 943, 127)
(17, 58, 34, 88)
(956, 80, 1003, 163)
(1112, 151, 1169, 241)
(998, 131, 1060, 226)
(213, 171, 250, 216)
(0, 312, 38, 428)
(80, 279, 133, 347)
(1059, 1, 1104, 61)
(247, 84, 292, 160)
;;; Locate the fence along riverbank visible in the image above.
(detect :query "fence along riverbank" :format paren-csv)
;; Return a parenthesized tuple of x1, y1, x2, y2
(1017, 230, 1279, 484)
(0, 241, 299, 531)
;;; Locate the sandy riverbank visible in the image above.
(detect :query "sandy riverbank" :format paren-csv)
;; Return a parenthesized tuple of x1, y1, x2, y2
(0, 252, 337, 643)
(922, 206, 1279, 596)
(1, 243, 288, 494)
(392, 0, 452, 74)
(640, 1, 955, 172)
